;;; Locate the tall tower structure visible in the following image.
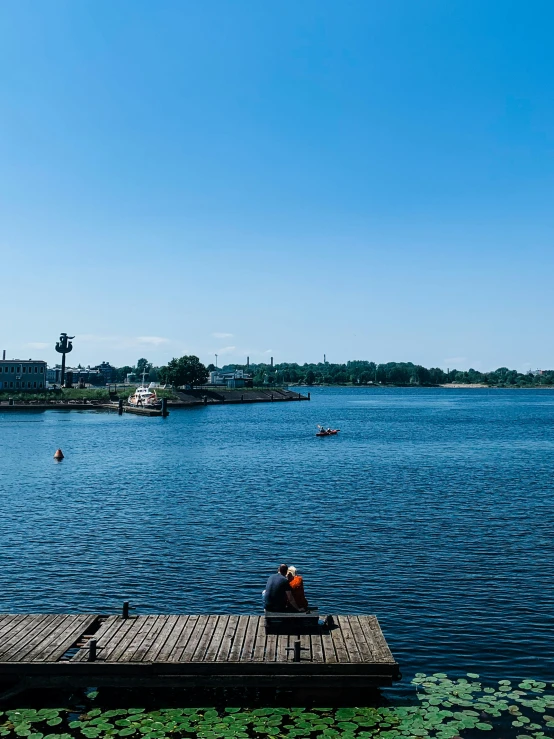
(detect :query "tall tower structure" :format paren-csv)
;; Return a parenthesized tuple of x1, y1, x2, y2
(55, 333, 74, 387)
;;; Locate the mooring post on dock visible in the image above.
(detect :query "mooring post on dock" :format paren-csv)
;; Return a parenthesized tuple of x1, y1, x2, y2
(8, 397, 13, 406)
(118, 399, 123, 416)
(271, 393, 274, 401)
(161, 398, 168, 417)
(122, 601, 130, 619)
(308, 392, 311, 400)
(286, 639, 304, 662)
(88, 639, 97, 662)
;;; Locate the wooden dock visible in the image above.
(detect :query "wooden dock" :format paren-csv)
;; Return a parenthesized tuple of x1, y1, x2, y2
(0, 613, 399, 697)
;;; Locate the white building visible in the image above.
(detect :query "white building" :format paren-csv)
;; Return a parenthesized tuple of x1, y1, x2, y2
(0, 359, 47, 391)
(209, 369, 251, 388)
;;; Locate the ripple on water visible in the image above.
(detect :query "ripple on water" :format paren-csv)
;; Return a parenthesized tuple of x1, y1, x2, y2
(0, 387, 553, 682)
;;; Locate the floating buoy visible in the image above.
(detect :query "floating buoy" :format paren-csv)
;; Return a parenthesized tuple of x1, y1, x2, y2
(53, 448, 64, 460)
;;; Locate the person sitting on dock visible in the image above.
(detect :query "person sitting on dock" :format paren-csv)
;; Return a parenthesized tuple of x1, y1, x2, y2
(263, 564, 304, 612)
(286, 566, 308, 610)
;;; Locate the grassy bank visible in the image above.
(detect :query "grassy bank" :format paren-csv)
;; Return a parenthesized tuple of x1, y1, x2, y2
(0, 387, 179, 403)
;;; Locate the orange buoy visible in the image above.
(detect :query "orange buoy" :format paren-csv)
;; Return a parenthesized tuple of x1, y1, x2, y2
(53, 448, 64, 460)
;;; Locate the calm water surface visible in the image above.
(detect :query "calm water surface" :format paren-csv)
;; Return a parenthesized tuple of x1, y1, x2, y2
(1, 387, 553, 686)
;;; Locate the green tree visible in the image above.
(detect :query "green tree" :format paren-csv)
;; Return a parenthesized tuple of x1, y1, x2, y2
(136, 358, 151, 376)
(159, 355, 208, 387)
(305, 370, 315, 385)
(115, 365, 133, 383)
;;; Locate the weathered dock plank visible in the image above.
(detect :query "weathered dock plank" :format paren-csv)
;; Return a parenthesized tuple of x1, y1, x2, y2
(0, 615, 97, 663)
(0, 613, 399, 695)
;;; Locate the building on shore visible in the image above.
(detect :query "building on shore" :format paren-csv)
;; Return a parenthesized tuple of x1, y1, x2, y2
(208, 369, 253, 388)
(92, 362, 116, 383)
(47, 365, 108, 387)
(46, 366, 61, 384)
(0, 359, 47, 391)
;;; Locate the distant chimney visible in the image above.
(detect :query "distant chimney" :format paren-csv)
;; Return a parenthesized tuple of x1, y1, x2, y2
(246, 356, 249, 368)
(2, 350, 5, 360)
(270, 356, 273, 367)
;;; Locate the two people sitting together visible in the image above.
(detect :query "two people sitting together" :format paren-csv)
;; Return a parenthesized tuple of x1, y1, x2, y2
(263, 563, 309, 612)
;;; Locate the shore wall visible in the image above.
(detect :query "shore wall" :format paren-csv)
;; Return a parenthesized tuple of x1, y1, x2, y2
(0, 389, 309, 412)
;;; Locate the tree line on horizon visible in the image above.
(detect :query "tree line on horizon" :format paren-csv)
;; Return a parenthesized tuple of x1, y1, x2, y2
(113, 357, 554, 388)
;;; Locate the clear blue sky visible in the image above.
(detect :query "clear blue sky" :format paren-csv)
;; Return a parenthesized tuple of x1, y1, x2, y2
(2, 1, 553, 371)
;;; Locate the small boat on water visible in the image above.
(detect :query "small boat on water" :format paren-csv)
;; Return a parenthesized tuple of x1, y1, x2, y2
(316, 425, 340, 437)
(128, 384, 162, 409)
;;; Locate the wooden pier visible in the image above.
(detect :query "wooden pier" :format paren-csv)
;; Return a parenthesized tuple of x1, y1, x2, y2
(0, 613, 399, 698)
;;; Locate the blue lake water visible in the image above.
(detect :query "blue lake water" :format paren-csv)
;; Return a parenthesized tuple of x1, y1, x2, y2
(1, 387, 553, 688)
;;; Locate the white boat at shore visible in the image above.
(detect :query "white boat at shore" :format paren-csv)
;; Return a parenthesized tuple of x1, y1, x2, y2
(128, 377, 162, 409)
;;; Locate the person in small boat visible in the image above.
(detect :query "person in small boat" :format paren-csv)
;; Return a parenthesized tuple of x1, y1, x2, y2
(263, 564, 303, 612)
(286, 566, 309, 610)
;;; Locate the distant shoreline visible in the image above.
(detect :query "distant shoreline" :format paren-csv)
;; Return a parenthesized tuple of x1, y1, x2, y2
(292, 383, 554, 390)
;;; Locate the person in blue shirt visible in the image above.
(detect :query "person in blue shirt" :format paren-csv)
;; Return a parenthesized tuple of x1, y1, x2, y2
(263, 563, 303, 612)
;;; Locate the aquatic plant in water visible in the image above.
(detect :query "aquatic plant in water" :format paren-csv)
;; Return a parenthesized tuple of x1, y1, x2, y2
(1, 675, 553, 739)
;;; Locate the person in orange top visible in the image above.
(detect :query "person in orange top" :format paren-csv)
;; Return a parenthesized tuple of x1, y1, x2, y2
(286, 566, 308, 610)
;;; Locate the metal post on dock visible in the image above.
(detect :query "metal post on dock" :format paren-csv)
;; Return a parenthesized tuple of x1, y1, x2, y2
(286, 639, 302, 662)
(88, 639, 97, 662)
(118, 399, 123, 416)
(122, 601, 130, 619)
(161, 398, 168, 417)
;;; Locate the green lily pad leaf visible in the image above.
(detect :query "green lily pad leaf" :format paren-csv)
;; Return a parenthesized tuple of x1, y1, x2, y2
(467, 672, 480, 678)
(46, 719, 62, 727)
(476, 722, 493, 730)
